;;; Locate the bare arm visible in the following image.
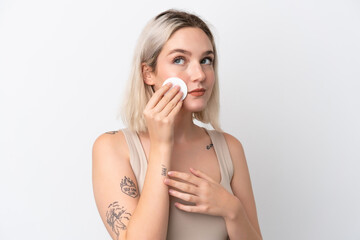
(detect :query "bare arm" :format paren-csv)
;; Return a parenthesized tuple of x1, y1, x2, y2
(223, 133, 263, 240)
(125, 143, 172, 240)
(92, 131, 138, 240)
(92, 83, 183, 240)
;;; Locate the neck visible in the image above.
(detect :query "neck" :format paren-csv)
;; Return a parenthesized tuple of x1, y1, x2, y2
(172, 109, 203, 144)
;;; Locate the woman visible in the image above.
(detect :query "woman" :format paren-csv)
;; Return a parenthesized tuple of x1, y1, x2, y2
(92, 9, 262, 240)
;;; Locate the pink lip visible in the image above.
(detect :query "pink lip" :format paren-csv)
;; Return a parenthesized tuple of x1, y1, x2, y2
(188, 88, 205, 93)
(189, 91, 205, 96)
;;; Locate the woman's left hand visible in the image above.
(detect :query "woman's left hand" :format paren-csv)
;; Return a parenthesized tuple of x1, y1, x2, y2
(164, 168, 239, 218)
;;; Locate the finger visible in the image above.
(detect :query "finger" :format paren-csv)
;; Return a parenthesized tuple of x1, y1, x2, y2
(190, 168, 216, 183)
(159, 91, 183, 118)
(152, 85, 181, 113)
(145, 82, 173, 109)
(174, 202, 204, 213)
(167, 171, 202, 186)
(164, 178, 197, 194)
(167, 99, 184, 119)
(168, 189, 198, 203)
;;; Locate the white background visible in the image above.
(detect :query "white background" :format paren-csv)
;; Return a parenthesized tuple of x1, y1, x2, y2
(1, 0, 359, 239)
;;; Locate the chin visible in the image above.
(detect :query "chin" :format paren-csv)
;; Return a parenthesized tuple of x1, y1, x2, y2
(182, 101, 207, 113)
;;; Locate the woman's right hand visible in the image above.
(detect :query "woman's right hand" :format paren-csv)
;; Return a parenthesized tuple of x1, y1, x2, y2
(143, 82, 184, 146)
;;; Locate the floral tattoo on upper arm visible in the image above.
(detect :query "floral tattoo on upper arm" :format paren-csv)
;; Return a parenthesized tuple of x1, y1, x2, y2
(106, 201, 132, 240)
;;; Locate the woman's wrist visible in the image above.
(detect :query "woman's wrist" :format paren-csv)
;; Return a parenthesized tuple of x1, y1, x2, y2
(223, 195, 243, 222)
(151, 141, 173, 148)
(148, 142, 173, 165)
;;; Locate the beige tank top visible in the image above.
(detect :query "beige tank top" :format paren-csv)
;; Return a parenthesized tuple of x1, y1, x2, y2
(121, 128, 234, 240)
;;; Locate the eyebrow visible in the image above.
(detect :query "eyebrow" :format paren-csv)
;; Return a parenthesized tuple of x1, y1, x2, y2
(167, 49, 214, 57)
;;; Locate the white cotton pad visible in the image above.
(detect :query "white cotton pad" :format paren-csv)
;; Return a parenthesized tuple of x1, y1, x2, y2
(162, 77, 187, 100)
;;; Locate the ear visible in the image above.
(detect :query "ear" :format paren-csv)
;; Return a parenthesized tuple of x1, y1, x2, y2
(142, 63, 155, 85)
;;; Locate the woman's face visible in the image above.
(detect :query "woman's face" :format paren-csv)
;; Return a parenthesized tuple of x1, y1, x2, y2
(151, 27, 215, 113)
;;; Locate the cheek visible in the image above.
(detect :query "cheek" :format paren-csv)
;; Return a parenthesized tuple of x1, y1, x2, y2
(205, 67, 215, 79)
(207, 78, 216, 98)
(152, 69, 182, 90)
(207, 75, 215, 88)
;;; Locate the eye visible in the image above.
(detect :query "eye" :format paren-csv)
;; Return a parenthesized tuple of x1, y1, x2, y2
(173, 56, 185, 65)
(201, 57, 213, 65)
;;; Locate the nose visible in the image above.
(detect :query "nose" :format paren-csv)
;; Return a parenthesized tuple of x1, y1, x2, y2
(188, 62, 206, 82)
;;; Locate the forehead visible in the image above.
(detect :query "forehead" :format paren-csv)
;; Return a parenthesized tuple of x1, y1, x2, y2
(162, 27, 213, 53)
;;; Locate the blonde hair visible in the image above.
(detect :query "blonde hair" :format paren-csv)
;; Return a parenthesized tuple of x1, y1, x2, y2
(119, 9, 221, 133)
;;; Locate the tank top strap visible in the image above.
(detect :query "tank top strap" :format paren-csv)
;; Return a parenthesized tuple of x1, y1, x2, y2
(121, 128, 148, 193)
(205, 129, 234, 183)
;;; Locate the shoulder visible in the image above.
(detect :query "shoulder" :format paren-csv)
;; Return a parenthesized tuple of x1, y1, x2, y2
(222, 132, 245, 158)
(222, 132, 262, 238)
(221, 132, 247, 179)
(92, 129, 130, 164)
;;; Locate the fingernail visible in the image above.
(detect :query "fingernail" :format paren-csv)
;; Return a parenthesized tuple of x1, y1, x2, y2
(168, 171, 173, 176)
